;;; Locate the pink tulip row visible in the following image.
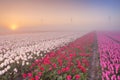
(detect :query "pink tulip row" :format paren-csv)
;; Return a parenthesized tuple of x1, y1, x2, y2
(105, 32, 120, 42)
(97, 33, 120, 80)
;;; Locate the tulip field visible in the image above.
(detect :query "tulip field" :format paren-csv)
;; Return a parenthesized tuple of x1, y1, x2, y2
(0, 32, 120, 80)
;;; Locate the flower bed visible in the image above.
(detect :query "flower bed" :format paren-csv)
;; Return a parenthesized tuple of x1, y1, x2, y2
(0, 32, 86, 80)
(97, 33, 120, 80)
(104, 32, 120, 42)
(23, 32, 95, 80)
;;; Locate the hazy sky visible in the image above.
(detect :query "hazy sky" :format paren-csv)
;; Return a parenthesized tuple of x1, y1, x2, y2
(0, 0, 120, 32)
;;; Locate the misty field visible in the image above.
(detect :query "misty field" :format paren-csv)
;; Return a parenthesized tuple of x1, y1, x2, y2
(0, 32, 120, 80)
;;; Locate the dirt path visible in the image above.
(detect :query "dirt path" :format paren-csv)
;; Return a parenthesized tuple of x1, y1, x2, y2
(88, 33, 101, 80)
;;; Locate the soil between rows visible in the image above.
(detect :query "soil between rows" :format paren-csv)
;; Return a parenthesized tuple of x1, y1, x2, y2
(87, 33, 101, 80)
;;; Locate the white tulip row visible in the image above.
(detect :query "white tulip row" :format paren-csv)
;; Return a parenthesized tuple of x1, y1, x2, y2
(0, 32, 75, 51)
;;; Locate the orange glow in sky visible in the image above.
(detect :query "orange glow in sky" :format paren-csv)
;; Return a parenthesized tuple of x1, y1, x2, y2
(10, 24, 18, 31)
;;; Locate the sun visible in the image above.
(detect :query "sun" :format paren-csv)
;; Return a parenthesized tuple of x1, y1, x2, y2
(10, 25, 18, 31)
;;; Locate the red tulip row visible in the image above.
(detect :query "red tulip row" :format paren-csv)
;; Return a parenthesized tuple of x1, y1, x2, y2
(23, 32, 95, 80)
